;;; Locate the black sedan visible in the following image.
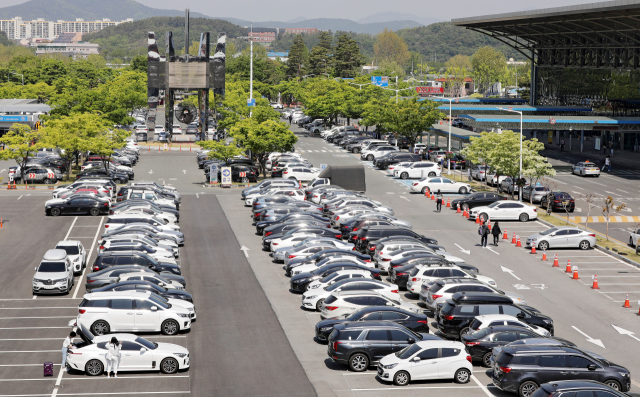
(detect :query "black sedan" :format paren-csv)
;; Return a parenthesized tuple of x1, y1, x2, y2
(290, 263, 381, 292)
(451, 192, 506, 212)
(540, 192, 576, 212)
(76, 169, 128, 184)
(314, 306, 430, 342)
(263, 220, 331, 237)
(444, 154, 468, 169)
(256, 213, 330, 234)
(88, 280, 193, 303)
(46, 196, 110, 216)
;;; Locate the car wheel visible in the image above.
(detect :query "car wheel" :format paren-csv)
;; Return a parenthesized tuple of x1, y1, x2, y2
(519, 213, 529, 222)
(482, 352, 492, 368)
(401, 172, 409, 180)
(348, 353, 369, 372)
(353, 148, 360, 153)
(367, 155, 374, 161)
(459, 187, 468, 194)
(519, 381, 539, 397)
(579, 240, 591, 250)
(428, 172, 436, 177)
(161, 319, 179, 335)
(421, 187, 428, 195)
(479, 213, 488, 223)
(50, 208, 61, 217)
(393, 370, 410, 386)
(316, 298, 325, 311)
(459, 327, 470, 339)
(89, 208, 99, 216)
(85, 359, 104, 376)
(604, 380, 621, 391)
(91, 320, 110, 335)
(538, 241, 549, 251)
(454, 368, 471, 384)
(44, 178, 53, 184)
(462, 203, 470, 211)
(160, 357, 179, 374)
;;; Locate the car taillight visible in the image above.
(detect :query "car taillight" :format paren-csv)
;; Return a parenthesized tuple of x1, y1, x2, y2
(326, 306, 338, 311)
(499, 366, 512, 373)
(588, 234, 596, 237)
(353, 227, 359, 232)
(104, 225, 109, 228)
(68, 350, 82, 355)
(432, 294, 443, 299)
(396, 272, 406, 276)
(391, 289, 398, 293)
(314, 195, 318, 198)
(109, 211, 114, 215)
(104, 203, 108, 206)
(443, 315, 454, 320)
(465, 342, 480, 346)
(253, 203, 259, 206)
(413, 183, 418, 186)
(288, 255, 296, 259)
(272, 243, 278, 246)
(335, 216, 340, 220)
(265, 232, 272, 236)
(466, 356, 472, 363)
(93, 266, 99, 271)
(79, 309, 86, 314)
(332, 341, 342, 350)
(411, 277, 420, 282)
(87, 279, 95, 283)
(417, 320, 428, 324)
(335, 235, 342, 238)
(382, 258, 391, 261)
(364, 259, 371, 262)
(369, 246, 375, 251)
(283, 171, 288, 174)
(99, 246, 104, 250)
(264, 215, 270, 217)
(554, 200, 560, 203)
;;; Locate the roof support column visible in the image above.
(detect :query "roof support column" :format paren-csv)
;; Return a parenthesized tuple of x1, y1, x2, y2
(530, 49, 537, 106)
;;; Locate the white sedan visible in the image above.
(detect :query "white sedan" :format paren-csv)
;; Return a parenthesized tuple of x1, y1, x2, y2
(465, 314, 550, 336)
(394, 162, 441, 179)
(67, 325, 189, 375)
(410, 177, 471, 194)
(387, 161, 417, 176)
(244, 188, 305, 205)
(283, 243, 341, 266)
(572, 161, 601, 177)
(303, 276, 394, 311)
(273, 237, 354, 261)
(469, 200, 538, 222)
(360, 145, 399, 161)
(283, 167, 320, 182)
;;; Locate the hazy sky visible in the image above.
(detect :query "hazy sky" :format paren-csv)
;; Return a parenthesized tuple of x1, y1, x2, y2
(3, 0, 594, 22)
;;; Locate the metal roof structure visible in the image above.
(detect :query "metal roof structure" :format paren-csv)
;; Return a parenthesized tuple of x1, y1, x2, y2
(438, 105, 592, 115)
(0, 99, 50, 113)
(424, 97, 527, 104)
(458, 114, 640, 130)
(430, 124, 482, 142)
(452, 0, 640, 69)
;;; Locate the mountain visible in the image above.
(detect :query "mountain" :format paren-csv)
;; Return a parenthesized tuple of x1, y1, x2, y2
(0, 0, 209, 21)
(217, 17, 421, 35)
(357, 12, 440, 26)
(287, 16, 308, 23)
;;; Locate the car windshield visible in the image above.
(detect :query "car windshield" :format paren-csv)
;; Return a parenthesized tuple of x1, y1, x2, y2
(320, 273, 339, 283)
(38, 262, 66, 272)
(539, 227, 559, 236)
(135, 337, 158, 350)
(396, 343, 422, 359)
(488, 202, 501, 208)
(149, 294, 170, 309)
(56, 245, 79, 255)
(470, 328, 492, 339)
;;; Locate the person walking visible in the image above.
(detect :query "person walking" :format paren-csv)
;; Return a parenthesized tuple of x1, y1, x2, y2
(604, 155, 611, 172)
(491, 221, 502, 247)
(560, 139, 565, 151)
(288, 114, 292, 125)
(435, 189, 443, 212)
(62, 331, 76, 372)
(105, 337, 121, 378)
(480, 222, 490, 248)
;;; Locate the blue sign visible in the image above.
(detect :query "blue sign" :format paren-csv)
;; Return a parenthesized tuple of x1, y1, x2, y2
(0, 115, 28, 122)
(371, 76, 389, 87)
(320, 164, 328, 170)
(209, 164, 218, 183)
(247, 98, 256, 107)
(221, 167, 232, 187)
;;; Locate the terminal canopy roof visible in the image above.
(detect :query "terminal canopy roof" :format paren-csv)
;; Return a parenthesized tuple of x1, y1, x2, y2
(458, 114, 640, 131)
(439, 105, 592, 115)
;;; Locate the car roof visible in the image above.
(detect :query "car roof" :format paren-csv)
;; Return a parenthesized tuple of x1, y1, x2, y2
(437, 278, 482, 286)
(504, 345, 578, 354)
(331, 290, 385, 298)
(541, 380, 614, 392)
(84, 290, 151, 299)
(338, 320, 409, 329)
(415, 340, 462, 348)
(56, 240, 80, 246)
(43, 249, 68, 261)
(451, 292, 513, 304)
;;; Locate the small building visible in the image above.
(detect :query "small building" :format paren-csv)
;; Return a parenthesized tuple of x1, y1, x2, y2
(0, 99, 50, 137)
(248, 28, 277, 44)
(267, 51, 288, 61)
(283, 28, 318, 35)
(31, 41, 99, 58)
(435, 77, 475, 97)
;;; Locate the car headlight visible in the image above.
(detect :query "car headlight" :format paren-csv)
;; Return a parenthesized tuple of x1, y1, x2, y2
(488, 281, 496, 285)
(54, 278, 67, 284)
(320, 326, 333, 331)
(34, 279, 46, 284)
(543, 319, 553, 325)
(620, 372, 630, 378)
(177, 313, 190, 318)
(530, 238, 537, 241)
(174, 353, 187, 358)
(309, 284, 320, 289)
(306, 296, 317, 300)
(294, 278, 310, 284)
(383, 363, 398, 369)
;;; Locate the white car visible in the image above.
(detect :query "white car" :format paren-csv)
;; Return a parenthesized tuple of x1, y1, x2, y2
(410, 177, 471, 195)
(81, 162, 133, 174)
(320, 290, 420, 320)
(361, 145, 399, 161)
(465, 314, 551, 337)
(487, 173, 510, 187)
(394, 162, 441, 179)
(55, 240, 86, 274)
(407, 265, 496, 294)
(282, 167, 320, 182)
(134, 125, 148, 133)
(283, 243, 341, 266)
(333, 199, 394, 216)
(53, 181, 113, 198)
(104, 214, 181, 233)
(429, 150, 448, 163)
(32, 249, 74, 295)
(291, 111, 306, 123)
(377, 340, 472, 386)
(172, 125, 182, 134)
(154, 126, 166, 134)
(291, 257, 371, 277)
(419, 279, 526, 312)
(470, 165, 488, 181)
(274, 238, 353, 261)
(303, 277, 395, 311)
(469, 201, 538, 222)
(66, 325, 190, 375)
(117, 272, 184, 290)
(387, 161, 417, 175)
(110, 206, 178, 224)
(77, 291, 191, 335)
(244, 188, 305, 206)
(99, 241, 176, 261)
(99, 236, 179, 257)
(629, 229, 640, 248)
(572, 161, 601, 177)
(270, 102, 284, 109)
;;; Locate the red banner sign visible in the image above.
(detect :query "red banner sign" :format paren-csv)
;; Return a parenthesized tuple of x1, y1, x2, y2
(416, 86, 444, 94)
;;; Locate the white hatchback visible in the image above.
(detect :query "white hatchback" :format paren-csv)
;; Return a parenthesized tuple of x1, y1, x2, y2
(465, 314, 550, 337)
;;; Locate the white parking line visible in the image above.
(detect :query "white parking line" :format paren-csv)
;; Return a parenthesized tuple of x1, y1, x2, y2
(350, 386, 481, 391)
(73, 217, 103, 299)
(0, 316, 75, 319)
(0, 327, 69, 330)
(63, 217, 78, 241)
(0, 350, 60, 353)
(0, 307, 77, 310)
(0, 375, 191, 381)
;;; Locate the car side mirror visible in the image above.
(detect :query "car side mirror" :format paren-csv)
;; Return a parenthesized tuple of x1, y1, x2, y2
(336, 288, 342, 292)
(34, 267, 37, 271)
(140, 347, 147, 352)
(411, 357, 420, 363)
(408, 338, 416, 344)
(386, 302, 393, 306)
(516, 313, 525, 319)
(587, 364, 597, 371)
(150, 306, 157, 311)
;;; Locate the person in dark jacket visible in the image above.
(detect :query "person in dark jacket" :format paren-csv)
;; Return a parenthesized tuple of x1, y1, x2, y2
(491, 221, 502, 246)
(480, 223, 490, 247)
(435, 189, 443, 212)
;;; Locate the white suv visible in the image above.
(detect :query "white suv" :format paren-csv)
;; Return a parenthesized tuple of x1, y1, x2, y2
(303, 276, 395, 311)
(320, 290, 420, 320)
(361, 145, 399, 161)
(55, 240, 86, 274)
(406, 265, 496, 294)
(33, 249, 74, 295)
(117, 272, 184, 290)
(419, 278, 526, 312)
(77, 291, 192, 335)
(104, 214, 181, 232)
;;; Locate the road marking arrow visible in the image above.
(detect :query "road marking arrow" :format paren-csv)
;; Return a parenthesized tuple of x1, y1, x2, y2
(240, 246, 250, 258)
(572, 326, 606, 348)
(0, 169, 5, 173)
(148, 170, 153, 174)
(611, 324, 640, 342)
(500, 266, 521, 280)
(454, 243, 470, 255)
(182, 170, 186, 174)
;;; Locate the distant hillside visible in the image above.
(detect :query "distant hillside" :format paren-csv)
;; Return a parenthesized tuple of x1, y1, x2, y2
(357, 12, 440, 26)
(0, 0, 208, 21)
(398, 22, 522, 60)
(221, 17, 422, 35)
(82, 16, 245, 59)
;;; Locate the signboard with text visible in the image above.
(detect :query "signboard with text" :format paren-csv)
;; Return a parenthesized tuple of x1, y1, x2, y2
(221, 166, 232, 187)
(371, 76, 389, 87)
(209, 164, 219, 184)
(416, 86, 444, 95)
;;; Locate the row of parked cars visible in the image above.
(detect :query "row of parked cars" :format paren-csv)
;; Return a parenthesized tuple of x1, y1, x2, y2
(237, 147, 631, 396)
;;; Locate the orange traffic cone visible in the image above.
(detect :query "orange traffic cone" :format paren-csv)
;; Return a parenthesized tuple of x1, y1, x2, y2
(552, 254, 559, 267)
(511, 233, 516, 244)
(462, 209, 467, 217)
(572, 267, 580, 280)
(487, 220, 492, 231)
(541, 250, 547, 261)
(431, 193, 436, 201)
(425, 189, 430, 198)
(591, 275, 599, 289)
(475, 216, 480, 224)
(446, 198, 451, 208)
(516, 236, 522, 247)
(456, 204, 461, 214)
(503, 228, 508, 240)
(565, 260, 572, 273)
(623, 294, 631, 308)
(531, 245, 536, 254)
(0, 217, 2, 228)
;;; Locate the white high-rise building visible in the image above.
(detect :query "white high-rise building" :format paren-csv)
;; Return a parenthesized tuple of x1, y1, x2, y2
(0, 16, 133, 41)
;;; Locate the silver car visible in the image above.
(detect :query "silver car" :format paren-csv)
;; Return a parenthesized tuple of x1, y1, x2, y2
(522, 186, 551, 203)
(352, 213, 412, 229)
(526, 226, 596, 250)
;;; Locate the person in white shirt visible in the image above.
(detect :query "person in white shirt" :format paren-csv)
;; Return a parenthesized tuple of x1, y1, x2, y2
(62, 331, 76, 372)
(106, 337, 121, 378)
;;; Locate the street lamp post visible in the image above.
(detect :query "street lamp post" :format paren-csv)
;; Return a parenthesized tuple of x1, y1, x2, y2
(498, 107, 523, 201)
(348, 82, 372, 90)
(441, 96, 468, 175)
(9, 72, 24, 85)
(382, 87, 413, 104)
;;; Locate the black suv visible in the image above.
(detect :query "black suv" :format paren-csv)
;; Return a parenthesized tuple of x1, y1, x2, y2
(290, 263, 381, 292)
(530, 380, 635, 397)
(90, 251, 182, 277)
(493, 346, 631, 396)
(326, 321, 436, 371)
(356, 226, 437, 254)
(314, 306, 430, 342)
(374, 153, 422, 169)
(451, 192, 507, 212)
(437, 292, 554, 339)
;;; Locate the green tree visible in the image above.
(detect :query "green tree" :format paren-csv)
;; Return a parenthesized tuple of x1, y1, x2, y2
(86, 129, 130, 179)
(286, 35, 308, 80)
(374, 28, 410, 68)
(444, 55, 471, 97)
(0, 124, 42, 182)
(196, 140, 244, 164)
(40, 58, 68, 85)
(308, 31, 333, 76)
(471, 46, 507, 95)
(298, 78, 343, 124)
(333, 34, 364, 78)
(384, 98, 443, 150)
(130, 55, 147, 73)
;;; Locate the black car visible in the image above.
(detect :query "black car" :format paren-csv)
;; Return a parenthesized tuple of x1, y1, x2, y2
(530, 380, 638, 397)
(356, 226, 437, 254)
(264, 220, 330, 238)
(286, 252, 372, 276)
(451, 192, 507, 212)
(256, 213, 330, 234)
(540, 192, 576, 212)
(445, 154, 468, 169)
(290, 263, 381, 292)
(326, 321, 435, 372)
(46, 196, 110, 217)
(75, 169, 129, 184)
(493, 346, 631, 396)
(314, 306, 430, 342)
(88, 280, 193, 302)
(90, 251, 182, 277)
(85, 264, 185, 289)
(437, 292, 553, 340)
(375, 153, 422, 170)
(254, 206, 303, 223)
(286, 249, 371, 270)
(263, 227, 342, 250)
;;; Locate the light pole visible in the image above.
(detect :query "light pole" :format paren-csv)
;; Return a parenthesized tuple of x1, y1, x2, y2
(9, 72, 24, 85)
(348, 82, 372, 90)
(249, 24, 253, 118)
(498, 107, 523, 201)
(441, 96, 468, 175)
(382, 87, 413, 104)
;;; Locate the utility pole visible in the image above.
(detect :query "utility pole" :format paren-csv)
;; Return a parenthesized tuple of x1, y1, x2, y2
(249, 24, 253, 118)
